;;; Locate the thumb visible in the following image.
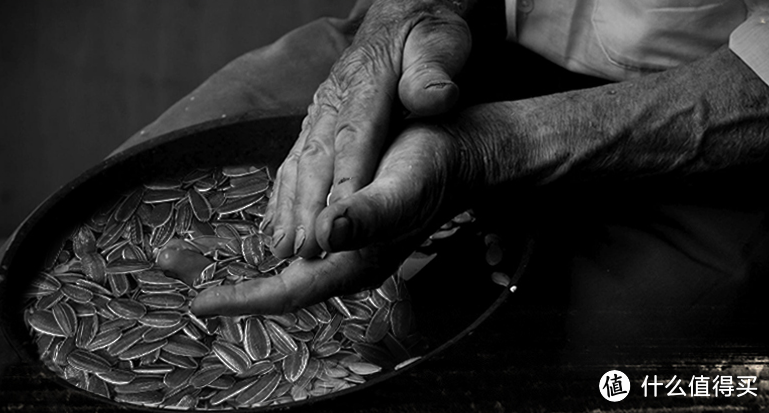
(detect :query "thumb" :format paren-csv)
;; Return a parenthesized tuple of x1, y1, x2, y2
(398, 14, 472, 116)
(316, 159, 445, 252)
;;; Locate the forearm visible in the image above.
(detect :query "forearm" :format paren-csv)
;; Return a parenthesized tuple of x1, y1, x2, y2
(459, 46, 769, 190)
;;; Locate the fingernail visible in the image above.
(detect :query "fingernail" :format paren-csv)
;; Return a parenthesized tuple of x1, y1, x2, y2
(271, 230, 285, 250)
(327, 216, 352, 251)
(425, 80, 454, 90)
(293, 226, 306, 255)
(259, 213, 272, 234)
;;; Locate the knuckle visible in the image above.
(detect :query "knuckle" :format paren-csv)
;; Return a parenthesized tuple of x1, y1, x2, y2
(312, 79, 342, 110)
(334, 122, 370, 155)
(300, 136, 332, 159)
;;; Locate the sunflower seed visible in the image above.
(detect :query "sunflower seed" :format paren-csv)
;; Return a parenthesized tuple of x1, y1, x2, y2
(163, 366, 195, 389)
(174, 202, 193, 235)
(264, 320, 297, 355)
(118, 340, 168, 361)
(132, 364, 174, 375)
(341, 324, 366, 343)
(52, 302, 78, 337)
(381, 333, 411, 363)
(115, 189, 145, 222)
(221, 165, 262, 178)
(60, 283, 94, 304)
(163, 386, 202, 408)
(107, 273, 130, 297)
(68, 349, 112, 374)
(224, 179, 269, 199)
(99, 317, 136, 333)
(243, 317, 270, 361)
(72, 226, 97, 259)
(163, 334, 209, 358)
(29, 309, 66, 337)
(378, 277, 398, 302)
(159, 352, 198, 370)
(209, 376, 260, 406)
(74, 278, 111, 296)
(96, 220, 126, 251)
(53, 336, 76, 365)
(107, 325, 150, 356)
(212, 340, 251, 374)
(294, 357, 320, 390)
(323, 363, 349, 379)
(240, 234, 263, 267)
(139, 310, 183, 328)
(234, 370, 281, 406)
(351, 343, 394, 370)
(106, 259, 152, 274)
(134, 270, 181, 286)
(235, 360, 274, 379)
(190, 364, 228, 388)
(346, 300, 374, 321)
(282, 341, 309, 382)
(145, 202, 174, 229)
(256, 254, 284, 273)
(143, 189, 186, 204)
(345, 361, 382, 376)
(290, 384, 309, 401)
(107, 298, 147, 320)
(327, 297, 352, 319)
(389, 300, 413, 340)
(27, 164, 426, 409)
(217, 193, 264, 215)
(87, 375, 110, 399)
(306, 302, 332, 324)
(150, 215, 175, 248)
(209, 375, 236, 390)
(97, 368, 136, 385)
(87, 329, 121, 351)
(75, 315, 99, 348)
(142, 321, 187, 343)
(313, 340, 342, 358)
(126, 215, 144, 246)
(188, 189, 212, 222)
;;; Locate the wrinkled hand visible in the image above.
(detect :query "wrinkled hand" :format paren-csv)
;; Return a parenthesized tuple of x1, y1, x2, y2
(192, 118, 486, 316)
(264, 0, 473, 259)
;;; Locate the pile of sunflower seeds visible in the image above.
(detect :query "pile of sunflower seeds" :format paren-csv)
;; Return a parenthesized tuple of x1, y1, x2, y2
(23, 165, 426, 409)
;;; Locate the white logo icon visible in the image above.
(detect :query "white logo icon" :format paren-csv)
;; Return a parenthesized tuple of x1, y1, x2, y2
(600, 370, 630, 402)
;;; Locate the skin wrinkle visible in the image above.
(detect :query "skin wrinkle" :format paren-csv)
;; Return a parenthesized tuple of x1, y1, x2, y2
(266, 0, 477, 258)
(430, 47, 768, 198)
(184, 4, 767, 317)
(556, 48, 767, 183)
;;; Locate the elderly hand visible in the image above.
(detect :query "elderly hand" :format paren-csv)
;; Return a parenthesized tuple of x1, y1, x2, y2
(264, 0, 474, 259)
(191, 114, 490, 315)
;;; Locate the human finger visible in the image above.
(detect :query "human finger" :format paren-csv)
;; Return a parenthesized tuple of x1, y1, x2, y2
(324, 57, 399, 206)
(398, 12, 472, 116)
(266, 118, 311, 258)
(291, 107, 338, 258)
(190, 248, 397, 316)
(318, 125, 455, 251)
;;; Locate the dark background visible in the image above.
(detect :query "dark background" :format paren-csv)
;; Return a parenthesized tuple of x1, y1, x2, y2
(0, 0, 356, 241)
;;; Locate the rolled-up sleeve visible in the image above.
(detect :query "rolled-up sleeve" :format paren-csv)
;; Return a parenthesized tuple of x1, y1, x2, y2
(729, 2, 769, 85)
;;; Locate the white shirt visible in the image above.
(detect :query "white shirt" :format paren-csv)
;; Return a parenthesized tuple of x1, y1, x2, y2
(505, 0, 769, 84)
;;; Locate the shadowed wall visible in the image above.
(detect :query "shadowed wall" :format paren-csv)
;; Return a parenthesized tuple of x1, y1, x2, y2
(0, 0, 356, 238)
